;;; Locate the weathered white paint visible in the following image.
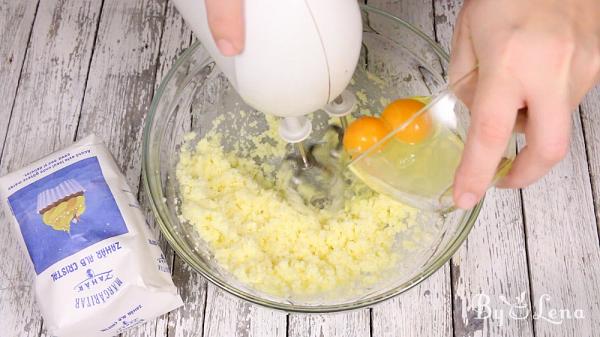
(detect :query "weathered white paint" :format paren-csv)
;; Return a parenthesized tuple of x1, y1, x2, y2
(450, 188, 535, 337)
(520, 110, 600, 336)
(372, 267, 453, 337)
(431, 0, 454, 52)
(433, 1, 535, 336)
(580, 85, 600, 231)
(368, 0, 435, 39)
(168, 260, 208, 337)
(0, 2, 39, 333)
(0, 0, 38, 157)
(0, 1, 102, 336)
(289, 310, 370, 337)
(203, 286, 287, 337)
(75, 0, 166, 190)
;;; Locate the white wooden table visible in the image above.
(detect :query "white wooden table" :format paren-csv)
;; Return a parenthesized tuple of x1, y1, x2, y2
(1, 0, 600, 336)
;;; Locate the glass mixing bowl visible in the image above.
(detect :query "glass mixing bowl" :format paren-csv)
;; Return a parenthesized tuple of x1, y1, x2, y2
(142, 5, 515, 312)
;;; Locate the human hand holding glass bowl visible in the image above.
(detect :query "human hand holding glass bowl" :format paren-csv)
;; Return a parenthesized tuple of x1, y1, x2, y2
(342, 69, 516, 213)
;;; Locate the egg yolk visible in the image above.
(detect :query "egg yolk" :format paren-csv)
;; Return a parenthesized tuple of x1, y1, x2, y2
(381, 98, 432, 144)
(343, 116, 389, 157)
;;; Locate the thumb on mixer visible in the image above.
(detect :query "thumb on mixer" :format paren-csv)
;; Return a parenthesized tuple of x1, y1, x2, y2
(205, 0, 245, 56)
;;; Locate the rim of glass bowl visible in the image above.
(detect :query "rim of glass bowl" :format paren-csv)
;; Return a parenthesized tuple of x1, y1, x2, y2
(142, 4, 484, 313)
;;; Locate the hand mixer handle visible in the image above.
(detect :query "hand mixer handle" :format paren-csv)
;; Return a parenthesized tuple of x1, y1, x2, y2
(172, 0, 362, 119)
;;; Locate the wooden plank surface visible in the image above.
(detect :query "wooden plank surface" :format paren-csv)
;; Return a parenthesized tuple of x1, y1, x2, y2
(367, 0, 434, 39)
(372, 268, 453, 337)
(0, 1, 102, 336)
(580, 85, 600, 235)
(203, 286, 287, 337)
(431, 0, 454, 52)
(433, 2, 535, 336)
(74, 0, 166, 190)
(0, 0, 39, 157)
(0, 2, 39, 332)
(449, 189, 535, 337)
(520, 109, 600, 336)
(168, 259, 208, 337)
(289, 311, 370, 337)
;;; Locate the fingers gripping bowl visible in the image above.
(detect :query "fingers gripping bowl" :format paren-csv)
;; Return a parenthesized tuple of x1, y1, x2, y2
(142, 6, 516, 312)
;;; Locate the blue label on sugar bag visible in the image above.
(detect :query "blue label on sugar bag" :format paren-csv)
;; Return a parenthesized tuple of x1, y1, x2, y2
(7, 157, 129, 274)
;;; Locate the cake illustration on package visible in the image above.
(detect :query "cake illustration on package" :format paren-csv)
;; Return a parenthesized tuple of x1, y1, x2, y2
(37, 179, 86, 232)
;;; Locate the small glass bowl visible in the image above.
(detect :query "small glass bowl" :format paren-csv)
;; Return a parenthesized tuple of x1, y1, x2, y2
(142, 5, 513, 312)
(348, 78, 516, 212)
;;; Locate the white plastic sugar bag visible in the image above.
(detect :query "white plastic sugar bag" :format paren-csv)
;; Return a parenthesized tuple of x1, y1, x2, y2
(0, 135, 183, 337)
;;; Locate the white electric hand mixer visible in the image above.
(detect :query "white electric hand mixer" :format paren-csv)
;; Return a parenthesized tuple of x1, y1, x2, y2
(173, 0, 363, 209)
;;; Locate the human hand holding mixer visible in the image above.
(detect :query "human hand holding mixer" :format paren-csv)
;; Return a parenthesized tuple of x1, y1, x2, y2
(180, 0, 600, 210)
